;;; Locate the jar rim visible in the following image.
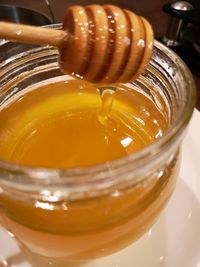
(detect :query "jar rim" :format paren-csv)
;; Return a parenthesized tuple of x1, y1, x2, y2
(0, 39, 196, 196)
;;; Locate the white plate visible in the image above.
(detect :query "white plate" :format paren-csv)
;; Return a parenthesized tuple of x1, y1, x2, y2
(0, 110, 200, 267)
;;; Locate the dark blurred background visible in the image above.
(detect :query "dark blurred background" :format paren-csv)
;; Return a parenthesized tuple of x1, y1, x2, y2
(0, 0, 199, 109)
(0, 0, 171, 38)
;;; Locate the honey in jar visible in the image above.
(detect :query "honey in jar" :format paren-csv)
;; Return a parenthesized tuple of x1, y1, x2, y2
(0, 77, 179, 259)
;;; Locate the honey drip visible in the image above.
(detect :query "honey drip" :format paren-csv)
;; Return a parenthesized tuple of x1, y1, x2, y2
(98, 87, 116, 124)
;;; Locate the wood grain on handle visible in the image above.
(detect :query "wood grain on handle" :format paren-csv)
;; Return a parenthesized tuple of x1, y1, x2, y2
(0, 22, 67, 47)
(0, 4, 154, 84)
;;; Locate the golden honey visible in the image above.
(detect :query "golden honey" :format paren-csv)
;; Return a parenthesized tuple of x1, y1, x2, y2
(0, 78, 179, 259)
(0, 79, 168, 167)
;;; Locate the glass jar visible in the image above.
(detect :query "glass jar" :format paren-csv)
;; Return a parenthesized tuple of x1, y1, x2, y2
(0, 25, 196, 261)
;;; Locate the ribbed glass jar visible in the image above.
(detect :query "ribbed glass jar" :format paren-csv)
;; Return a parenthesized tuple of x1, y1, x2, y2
(0, 25, 196, 260)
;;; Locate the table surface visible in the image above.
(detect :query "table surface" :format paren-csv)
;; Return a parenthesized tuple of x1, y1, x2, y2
(0, 0, 199, 109)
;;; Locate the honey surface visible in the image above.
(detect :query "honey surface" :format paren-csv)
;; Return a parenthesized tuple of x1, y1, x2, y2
(0, 79, 168, 168)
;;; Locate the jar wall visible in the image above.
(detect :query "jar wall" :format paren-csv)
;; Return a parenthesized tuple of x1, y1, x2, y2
(0, 152, 180, 259)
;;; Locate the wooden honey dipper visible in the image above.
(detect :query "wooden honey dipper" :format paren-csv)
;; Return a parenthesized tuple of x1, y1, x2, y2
(0, 5, 154, 84)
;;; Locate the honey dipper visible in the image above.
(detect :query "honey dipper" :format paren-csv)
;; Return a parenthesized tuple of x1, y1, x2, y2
(0, 5, 154, 84)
